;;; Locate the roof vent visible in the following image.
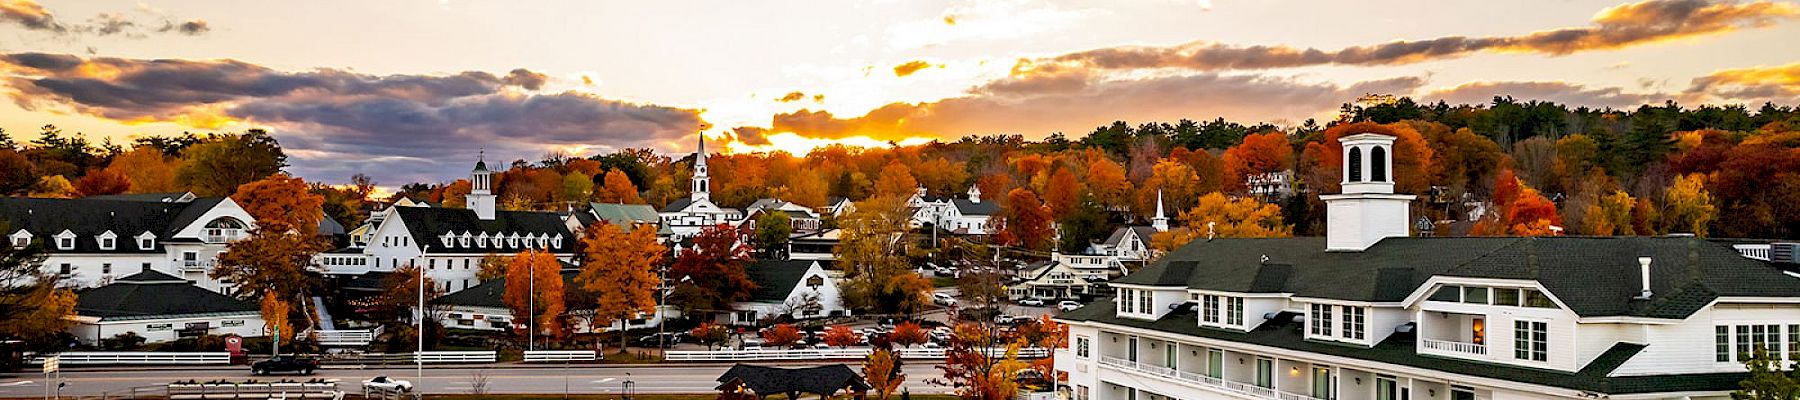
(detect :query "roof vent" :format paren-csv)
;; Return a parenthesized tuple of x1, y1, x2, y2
(1263, 312, 1281, 320)
(1772, 243, 1799, 265)
(1395, 322, 1416, 334)
(1636, 256, 1654, 299)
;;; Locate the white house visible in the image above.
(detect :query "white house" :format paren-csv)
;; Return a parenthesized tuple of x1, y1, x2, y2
(907, 186, 998, 235)
(431, 268, 674, 334)
(723, 259, 848, 325)
(317, 157, 576, 294)
(1015, 261, 1099, 300)
(660, 136, 744, 239)
(1054, 132, 1800, 400)
(69, 270, 266, 344)
(1, 194, 258, 293)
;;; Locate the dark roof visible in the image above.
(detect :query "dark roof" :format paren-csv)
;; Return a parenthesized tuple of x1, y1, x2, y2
(745, 260, 818, 302)
(318, 213, 346, 236)
(433, 269, 586, 309)
(1104, 226, 1158, 247)
(0, 197, 228, 254)
(76, 271, 257, 319)
(1058, 300, 1747, 395)
(660, 198, 694, 213)
(951, 199, 998, 215)
(1117, 236, 1800, 318)
(85, 192, 194, 203)
(714, 364, 869, 395)
(391, 206, 573, 254)
(343, 271, 393, 292)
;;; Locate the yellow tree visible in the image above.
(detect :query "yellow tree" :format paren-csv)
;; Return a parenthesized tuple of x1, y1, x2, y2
(440, 179, 471, 209)
(1582, 190, 1637, 236)
(874, 161, 918, 198)
(504, 250, 566, 342)
(261, 295, 292, 347)
(28, 175, 76, 198)
(594, 169, 644, 204)
(1662, 173, 1717, 237)
(777, 169, 829, 208)
(577, 222, 665, 353)
(865, 348, 905, 400)
(106, 146, 183, 193)
(1138, 160, 1199, 221)
(0, 243, 77, 354)
(1152, 192, 1290, 251)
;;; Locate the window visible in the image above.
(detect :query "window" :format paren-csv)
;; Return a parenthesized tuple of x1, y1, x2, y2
(1202, 295, 1220, 323)
(1451, 386, 1476, 400)
(1494, 288, 1520, 306)
(1370, 146, 1388, 182)
(1523, 289, 1556, 308)
(1255, 358, 1274, 388)
(1376, 375, 1400, 400)
(1226, 297, 1244, 326)
(1343, 306, 1366, 340)
(1127, 337, 1138, 362)
(1514, 320, 1547, 362)
(9, 236, 25, 248)
(57, 236, 74, 250)
(1347, 147, 1363, 182)
(1076, 386, 1088, 400)
(1790, 325, 1799, 361)
(1462, 286, 1489, 304)
(1717, 326, 1732, 362)
(59, 263, 72, 275)
(1138, 290, 1151, 314)
(140, 262, 149, 273)
(1207, 349, 1223, 379)
(1428, 285, 1460, 302)
(1310, 304, 1333, 336)
(1075, 336, 1090, 358)
(99, 236, 115, 250)
(139, 237, 154, 249)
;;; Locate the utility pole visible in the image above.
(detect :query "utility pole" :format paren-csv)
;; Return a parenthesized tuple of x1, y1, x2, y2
(416, 263, 424, 379)
(528, 250, 536, 351)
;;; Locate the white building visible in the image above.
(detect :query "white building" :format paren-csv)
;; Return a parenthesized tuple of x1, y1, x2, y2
(660, 135, 744, 238)
(1055, 132, 1800, 400)
(2, 194, 258, 293)
(317, 157, 576, 293)
(722, 259, 849, 325)
(907, 186, 998, 235)
(69, 270, 266, 344)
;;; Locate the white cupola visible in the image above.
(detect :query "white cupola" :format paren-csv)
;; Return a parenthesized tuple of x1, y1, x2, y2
(967, 185, 981, 203)
(1320, 133, 1414, 252)
(468, 152, 498, 220)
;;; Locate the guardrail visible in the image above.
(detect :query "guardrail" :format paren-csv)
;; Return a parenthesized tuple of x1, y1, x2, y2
(1420, 338, 1487, 355)
(522, 350, 597, 362)
(167, 382, 340, 399)
(664, 347, 1047, 361)
(29, 352, 231, 365)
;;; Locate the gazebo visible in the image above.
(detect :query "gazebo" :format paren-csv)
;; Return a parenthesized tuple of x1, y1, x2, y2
(714, 363, 870, 400)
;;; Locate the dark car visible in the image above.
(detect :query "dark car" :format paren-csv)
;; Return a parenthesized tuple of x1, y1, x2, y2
(634, 333, 683, 348)
(251, 355, 319, 375)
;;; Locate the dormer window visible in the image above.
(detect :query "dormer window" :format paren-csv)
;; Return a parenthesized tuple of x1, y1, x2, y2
(459, 233, 471, 248)
(552, 234, 563, 249)
(137, 232, 156, 250)
(476, 233, 489, 248)
(10, 230, 29, 249)
(55, 231, 76, 250)
(441, 234, 454, 248)
(97, 231, 117, 250)
(507, 234, 519, 248)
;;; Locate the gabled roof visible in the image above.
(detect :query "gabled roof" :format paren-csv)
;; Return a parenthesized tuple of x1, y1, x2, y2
(1057, 300, 1735, 395)
(587, 202, 659, 226)
(76, 271, 257, 320)
(1119, 236, 1800, 318)
(0, 197, 228, 253)
(745, 260, 819, 302)
(390, 206, 573, 254)
(1103, 226, 1158, 247)
(950, 199, 997, 216)
(714, 364, 870, 396)
(86, 192, 196, 203)
(660, 198, 694, 213)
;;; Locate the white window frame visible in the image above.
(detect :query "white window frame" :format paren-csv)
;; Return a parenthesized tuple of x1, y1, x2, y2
(1514, 319, 1549, 362)
(55, 232, 76, 250)
(97, 231, 117, 250)
(137, 234, 155, 250)
(1342, 306, 1367, 340)
(1309, 304, 1333, 337)
(10, 233, 29, 249)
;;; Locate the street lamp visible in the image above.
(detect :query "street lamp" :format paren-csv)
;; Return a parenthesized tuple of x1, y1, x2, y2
(656, 274, 692, 349)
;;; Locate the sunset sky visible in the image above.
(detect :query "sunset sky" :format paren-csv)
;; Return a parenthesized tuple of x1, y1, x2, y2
(1, 0, 1798, 184)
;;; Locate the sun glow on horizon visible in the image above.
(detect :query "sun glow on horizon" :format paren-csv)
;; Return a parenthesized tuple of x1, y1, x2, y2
(722, 132, 936, 155)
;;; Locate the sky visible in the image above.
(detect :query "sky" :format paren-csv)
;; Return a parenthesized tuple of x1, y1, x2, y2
(0, 0, 1797, 185)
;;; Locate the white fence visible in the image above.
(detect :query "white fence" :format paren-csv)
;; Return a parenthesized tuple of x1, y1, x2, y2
(168, 382, 340, 399)
(29, 352, 231, 365)
(414, 351, 496, 363)
(309, 326, 381, 346)
(522, 350, 599, 362)
(664, 347, 1048, 361)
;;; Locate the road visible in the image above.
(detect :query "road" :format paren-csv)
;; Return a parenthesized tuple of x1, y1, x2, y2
(0, 363, 957, 397)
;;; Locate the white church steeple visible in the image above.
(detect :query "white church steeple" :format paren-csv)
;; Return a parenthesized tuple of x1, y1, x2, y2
(468, 151, 497, 220)
(1151, 189, 1169, 232)
(691, 134, 711, 203)
(1321, 132, 1414, 251)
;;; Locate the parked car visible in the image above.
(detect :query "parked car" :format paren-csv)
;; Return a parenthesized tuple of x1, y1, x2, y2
(1058, 300, 1083, 311)
(933, 293, 958, 306)
(741, 339, 766, 351)
(362, 376, 413, 392)
(250, 355, 318, 375)
(1018, 298, 1046, 307)
(993, 314, 1021, 325)
(635, 333, 682, 348)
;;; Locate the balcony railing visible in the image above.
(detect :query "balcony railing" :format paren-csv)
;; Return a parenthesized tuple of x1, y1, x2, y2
(1421, 338, 1487, 355)
(179, 259, 216, 272)
(1098, 356, 1302, 400)
(203, 228, 245, 244)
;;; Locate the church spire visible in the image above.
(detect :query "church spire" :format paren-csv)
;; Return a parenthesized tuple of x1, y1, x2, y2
(1151, 189, 1169, 232)
(691, 134, 711, 203)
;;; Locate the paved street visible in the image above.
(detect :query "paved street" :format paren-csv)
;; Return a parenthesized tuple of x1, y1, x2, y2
(0, 363, 957, 397)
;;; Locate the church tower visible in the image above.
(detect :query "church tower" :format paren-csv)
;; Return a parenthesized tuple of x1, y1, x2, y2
(1151, 189, 1170, 232)
(1321, 133, 1414, 251)
(468, 153, 497, 220)
(691, 134, 711, 203)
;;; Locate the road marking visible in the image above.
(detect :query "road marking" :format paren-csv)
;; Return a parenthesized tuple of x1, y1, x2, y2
(0, 381, 34, 387)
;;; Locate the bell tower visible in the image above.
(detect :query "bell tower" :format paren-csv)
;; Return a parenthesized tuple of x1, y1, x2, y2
(1321, 133, 1413, 251)
(468, 152, 497, 220)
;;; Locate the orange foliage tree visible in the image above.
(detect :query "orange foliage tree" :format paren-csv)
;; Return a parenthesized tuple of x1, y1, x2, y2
(669, 225, 758, 314)
(74, 168, 131, 196)
(1042, 167, 1082, 215)
(1222, 132, 1293, 193)
(891, 321, 929, 348)
(823, 325, 859, 348)
(577, 222, 665, 353)
(105, 146, 183, 193)
(994, 188, 1054, 251)
(874, 161, 918, 198)
(761, 323, 804, 347)
(503, 250, 566, 342)
(1300, 122, 1435, 195)
(233, 173, 325, 234)
(594, 168, 643, 204)
(1472, 169, 1562, 236)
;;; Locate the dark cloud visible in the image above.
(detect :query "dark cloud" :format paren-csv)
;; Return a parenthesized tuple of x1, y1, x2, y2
(893, 60, 938, 77)
(1422, 81, 1672, 109)
(0, 53, 705, 184)
(0, 0, 209, 38)
(748, 73, 1425, 143)
(1007, 0, 1797, 81)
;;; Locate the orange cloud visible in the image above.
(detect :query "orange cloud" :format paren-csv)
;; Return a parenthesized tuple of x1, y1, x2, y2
(1687, 62, 1800, 102)
(894, 60, 939, 77)
(776, 91, 807, 102)
(1007, 0, 1798, 81)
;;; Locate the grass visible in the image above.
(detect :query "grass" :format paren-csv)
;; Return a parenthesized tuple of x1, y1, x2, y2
(598, 350, 664, 363)
(932, 276, 958, 288)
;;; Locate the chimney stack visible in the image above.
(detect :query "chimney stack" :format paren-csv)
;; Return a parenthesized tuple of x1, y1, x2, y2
(1637, 256, 1654, 299)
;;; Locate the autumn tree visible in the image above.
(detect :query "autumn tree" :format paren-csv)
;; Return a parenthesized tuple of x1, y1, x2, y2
(176, 130, 287, 197)
(29, 176, 76, 198)
(233, 173, 325, 234)
(561, 172, 594, 204)
(0, 242, 76, 368)
(1471, 170, 1562, 236)
(1223, 131, 1293, 193)
(74, 168, 131, 196)
(690, 322, 730, 350)
(874, 161, 919, 198)
(476, 253, 510, 281)
(761, 323, 804, 348)
(1583, 190, 1637, 236)
(577, 222, 665, 353)
(1042, 167, 1082, 215)
(891, 321, 928, 348)
(1662, 173, 1717, 236)
(214, 174, 332, 327)
(504, 250, 566, 342)
(669, 225, 757, 315)
(1152, 192, 1291, 251)
(865, 347, 906, 400)
(261, 295, 293, 347)
(1137, 160, 1200, 221)
(594, 169, 643, 204)
(754, 211, 793, 259)
(836, 196, 929, 315)
(374, 264, 443, 324)
(1085, 156, 1130, 208)
(823, 325, 859, 348)
(0, 150, 36, 195)
(994, 188, 1054, 251)
(440, 179, 472, 209)
(934, 322, 1028, 400)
